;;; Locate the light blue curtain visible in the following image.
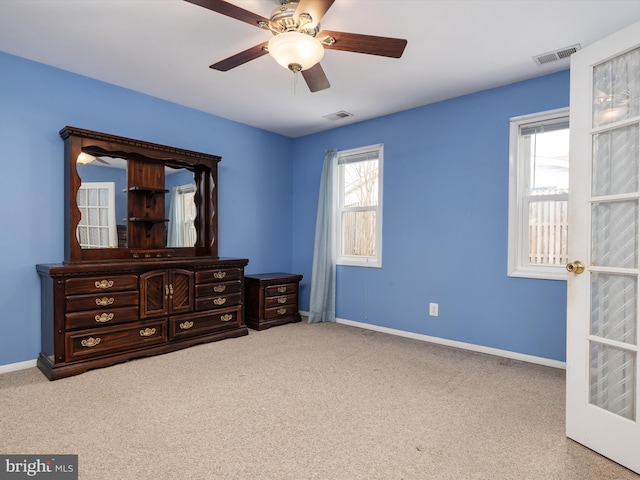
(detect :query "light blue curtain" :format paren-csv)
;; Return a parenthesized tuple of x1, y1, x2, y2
(309, 149, 338, 323)
(167, 186, 183, 247)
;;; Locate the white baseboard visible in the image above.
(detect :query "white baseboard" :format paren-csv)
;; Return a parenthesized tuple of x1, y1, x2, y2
(300, 311, 566, 370)
(0, 358, 38, 375)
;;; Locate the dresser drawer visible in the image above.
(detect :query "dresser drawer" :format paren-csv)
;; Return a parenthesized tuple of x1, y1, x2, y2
(170, 308, 242, 340)
(195, 268, 242, 284)
(265, 293, 297, 308)
(65, 306, 140, 330)
(65, 275, 138, 295)
(195, 292, 242, 311)
(195, 280, 241, 298)
(65, 320, 167, 361)
(265, 282, 298, 297)
(66, 291, 139, 313)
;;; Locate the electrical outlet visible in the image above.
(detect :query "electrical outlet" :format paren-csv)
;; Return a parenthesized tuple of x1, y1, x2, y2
(429, 303, 439, 317)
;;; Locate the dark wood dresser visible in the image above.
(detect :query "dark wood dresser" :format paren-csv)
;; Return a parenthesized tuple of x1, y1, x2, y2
(37, 127, 249, 380)
(38, 258, 248, 380)
(245, 273, 303, 330)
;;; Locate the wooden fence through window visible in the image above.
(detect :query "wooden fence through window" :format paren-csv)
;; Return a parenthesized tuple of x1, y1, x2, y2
(528, 200, 569, 265)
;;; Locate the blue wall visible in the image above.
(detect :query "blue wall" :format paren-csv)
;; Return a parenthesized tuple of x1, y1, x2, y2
(291, 71, 570, 362)
(0, 51, 293, 366)
(0, 49, 570, 367)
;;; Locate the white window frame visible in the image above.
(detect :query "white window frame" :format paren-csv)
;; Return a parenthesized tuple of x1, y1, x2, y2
(508, 107, 569, 281)
(336, 144, 383, 268)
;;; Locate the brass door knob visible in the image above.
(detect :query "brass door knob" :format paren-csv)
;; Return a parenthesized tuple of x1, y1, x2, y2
(566, 260, 585, 274)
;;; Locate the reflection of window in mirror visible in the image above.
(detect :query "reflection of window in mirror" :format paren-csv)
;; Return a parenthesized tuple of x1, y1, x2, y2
(77, 182, 117, 248)
(167, 184, 196, 247)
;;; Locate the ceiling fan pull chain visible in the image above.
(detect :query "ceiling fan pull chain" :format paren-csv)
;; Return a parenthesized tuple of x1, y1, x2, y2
(293, 69, 298, 96)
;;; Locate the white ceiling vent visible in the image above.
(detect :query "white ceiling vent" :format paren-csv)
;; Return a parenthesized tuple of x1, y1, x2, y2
(533, 44, 581, 66)
(323, 111, 354, 121)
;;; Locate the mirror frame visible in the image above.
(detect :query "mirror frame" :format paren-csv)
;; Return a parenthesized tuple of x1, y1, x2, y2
(60, 126, 220, 264)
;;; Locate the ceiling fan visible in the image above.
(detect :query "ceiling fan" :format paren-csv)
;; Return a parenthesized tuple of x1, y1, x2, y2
(185, 0, 408, 92)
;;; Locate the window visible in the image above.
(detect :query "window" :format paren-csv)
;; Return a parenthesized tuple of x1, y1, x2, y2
(76, 182, 117, 248)
(167, 184, 196, 247)
(336, 144, 383, 267)
(508, 108, 570, 280)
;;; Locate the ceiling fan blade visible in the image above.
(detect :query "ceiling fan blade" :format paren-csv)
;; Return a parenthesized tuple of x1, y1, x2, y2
(294, 0, 335, 29)
(184, 0, 271, 29)
(210, 42, 269, 71)
(302, 63, 330, 92)
(318, 30, 407, 58)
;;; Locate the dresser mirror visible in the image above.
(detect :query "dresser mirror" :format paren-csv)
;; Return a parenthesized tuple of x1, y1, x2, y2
(62, 126, 220, 263)
(76, 157, 197, 249)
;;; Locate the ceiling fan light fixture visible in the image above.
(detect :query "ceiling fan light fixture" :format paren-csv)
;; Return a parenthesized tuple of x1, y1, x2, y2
(76, 152, 96, 165)
(268, 31, 324, 72)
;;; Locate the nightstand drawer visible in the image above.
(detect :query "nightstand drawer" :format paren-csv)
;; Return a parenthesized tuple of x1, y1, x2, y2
(265, 293, 297, 308)
(265, 283, 298, 297)
(265, 304, 298, 320)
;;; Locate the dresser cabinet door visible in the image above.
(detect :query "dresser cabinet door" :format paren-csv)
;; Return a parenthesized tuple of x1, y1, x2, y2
(140, 269, 194, 318)
(169, 269, 194, 314)
(140, 270, 169, 318)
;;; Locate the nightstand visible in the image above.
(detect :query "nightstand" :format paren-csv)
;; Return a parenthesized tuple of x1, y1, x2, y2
(245, 273, 303, 330)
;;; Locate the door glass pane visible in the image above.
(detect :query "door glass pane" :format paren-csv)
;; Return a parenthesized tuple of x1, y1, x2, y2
(590, 341, 636, 420)
(76, 183, 116, 248)
(592, 125, 639, 196)
(593, 47, 640, 128)
(591, 200, 638, 268)
(591, 273, 637, 344)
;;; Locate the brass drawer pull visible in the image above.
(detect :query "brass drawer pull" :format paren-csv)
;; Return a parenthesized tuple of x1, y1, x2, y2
(95, 297, 115, 306)
(213, 285, 227, 293)
(179, 321, 194, 330)
(277, 297, 287, 304)
(213, 271, 227, 279)
(277, 286, 287, 293)
(95, 313, 114, 323)
(95, 280, 114, 289)
(220, 314, 233, 322)
(213, 297, 227, 306)
(277, 308, 287, 315)
(140, 328, 156, 337)
(81, 337, 101, 348)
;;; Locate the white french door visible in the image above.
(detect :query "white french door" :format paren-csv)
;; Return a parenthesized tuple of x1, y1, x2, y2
(566, 21, 640, 474)
(76, 182, 117, 249)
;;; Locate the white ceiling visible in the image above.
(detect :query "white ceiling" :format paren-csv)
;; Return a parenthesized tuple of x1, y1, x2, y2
(1, 1, 640, 138)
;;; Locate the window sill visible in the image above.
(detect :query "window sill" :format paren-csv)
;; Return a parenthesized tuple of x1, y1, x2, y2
(508, 267, 567, 281)
(337, 257, 382, 268)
